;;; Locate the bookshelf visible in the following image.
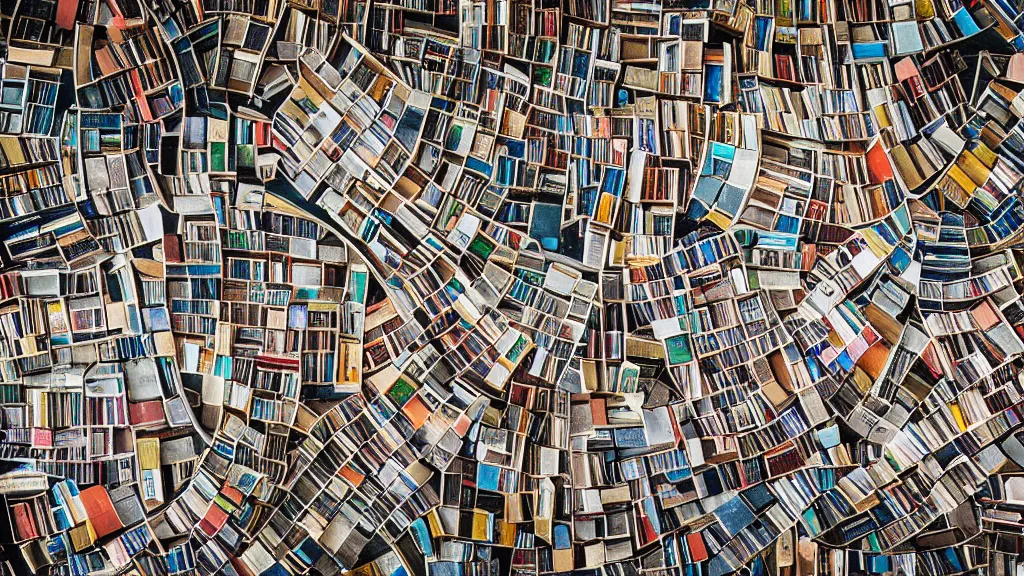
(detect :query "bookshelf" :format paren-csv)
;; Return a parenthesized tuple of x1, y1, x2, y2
(5, 0, 1024, 575)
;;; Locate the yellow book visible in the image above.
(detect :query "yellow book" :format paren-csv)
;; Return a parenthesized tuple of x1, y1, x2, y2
(945, 165, 977, 197)
(872, 104, 891, 129)
(68, 522, 96, 552)
(609, 238, 628, 267)
(38, 391, 48, 428)
(949, 402, 968, 432)
(136, 437, 161, 470)
(581, 359, 599, 391)
(471, 510, 492, 541)
(971, 141, 998, 168)
(889, 145, 924, 190)
(706, 209, 732, 230)
(596, 193, 615, 223)
(495, 519, 516, 547)
(957, 150, 991, 186)
(425, 508, 456, 537)
(0, 137, 26, 165)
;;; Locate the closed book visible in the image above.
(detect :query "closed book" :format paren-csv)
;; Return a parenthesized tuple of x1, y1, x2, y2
(686, 532, 709, 561)
(56, 0, 79, 30)
(590, 398, 608, 426)
(865, 140, 895, 184)
(11, 503, 38, 541)
(129, 400, 166, 428)
(80, 486, 123, 539)
(199, 502, 229, 537)
(109, 485, 145, 527)
(93, 46, 120, 77)
(163, 234, 182, 263)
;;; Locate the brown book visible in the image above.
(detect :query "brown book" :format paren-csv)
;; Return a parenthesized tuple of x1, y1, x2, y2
(553, 548, 574, 572)
(93, 45, 120, 77)
(163, 234, 182, 263)
(74, 25, 96, 86)
(590, 398, 608, 426)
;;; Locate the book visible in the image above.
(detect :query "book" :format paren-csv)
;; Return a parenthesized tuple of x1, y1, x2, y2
(79, 486, 123, 539)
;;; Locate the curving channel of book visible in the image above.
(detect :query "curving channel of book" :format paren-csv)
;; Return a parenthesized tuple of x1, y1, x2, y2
(1, 0, 1024, 575)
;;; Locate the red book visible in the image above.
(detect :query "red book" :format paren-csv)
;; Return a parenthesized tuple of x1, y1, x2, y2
(130, 71, 153, 122)
(865, 140, 895, 185)
(198, 502, 228, 537)
(686, 532, 709, 562)
(31, 428, 53, 448)
(56, 0, 79, 30)
(638, 511, 658, 546)
(11, 503, 39, 541)
(254, 123, 269, 147)
(128, 400, 166, 428)
(80, 486, 123, 539)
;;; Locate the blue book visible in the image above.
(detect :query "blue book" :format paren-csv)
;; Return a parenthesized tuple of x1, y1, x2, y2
(293, 537, 325, 566)
(714, 497, 755, 537)
(410, 518, 435, 556)
(613, 427, 648, 448)
(818, 424, 841, 448)
(851, 41, 887, 61)
(704, 64, 725, 103)
(477, 463, 501, 492)
(952, 7, 982, 36)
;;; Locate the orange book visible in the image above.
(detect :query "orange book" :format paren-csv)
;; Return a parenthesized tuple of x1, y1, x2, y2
(220, 485, 244, 507)
(80, 486, 123, 539)
(686, 532, 709, 562)
(865, 140, 895, 185)
(254, 122, 269, 146)
(339, 465, 364, 487)
(403, 395, 430, 429)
